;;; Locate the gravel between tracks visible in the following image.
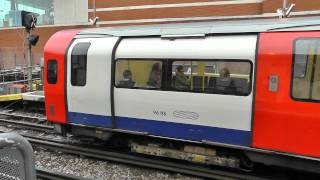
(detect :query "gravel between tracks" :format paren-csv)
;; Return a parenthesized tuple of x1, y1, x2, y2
(34, 147, 203, 180)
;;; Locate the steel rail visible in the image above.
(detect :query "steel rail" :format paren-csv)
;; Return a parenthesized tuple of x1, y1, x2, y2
(26, 136, 270, 180)
(0, 112, 47, 121)
(36, 168, 93, 180)
(0, 118, 53, 131)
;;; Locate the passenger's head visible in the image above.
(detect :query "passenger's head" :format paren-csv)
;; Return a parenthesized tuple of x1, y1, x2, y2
(152, 63, 161, 72)
(176, 65, 184, 75)
(123, 69, 132, 79)
(220, 68, 230, 78)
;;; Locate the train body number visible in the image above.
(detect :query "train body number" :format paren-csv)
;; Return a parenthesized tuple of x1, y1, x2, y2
(153, 110, 167, 116)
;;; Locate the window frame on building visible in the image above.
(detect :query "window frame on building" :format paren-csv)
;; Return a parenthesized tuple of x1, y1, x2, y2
(71, 42, 91, 87)
(0, 0, 55, 27)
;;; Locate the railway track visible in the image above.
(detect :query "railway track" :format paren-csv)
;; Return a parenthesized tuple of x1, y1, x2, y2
(0, 111, 284, 180)
(0, 111, 51, 132)
(36, 168, 93, 180)
(25, 135, 271, 180)
(0, 111, 46, 122)
(0, 118, 53, 131)
(0, 116, 279, 180)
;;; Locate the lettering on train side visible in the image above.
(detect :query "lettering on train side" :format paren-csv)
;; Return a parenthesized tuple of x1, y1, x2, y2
(153, 110, 167, 116)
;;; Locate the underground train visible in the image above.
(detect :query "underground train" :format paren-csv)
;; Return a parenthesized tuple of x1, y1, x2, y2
(44, 16, 320, 173)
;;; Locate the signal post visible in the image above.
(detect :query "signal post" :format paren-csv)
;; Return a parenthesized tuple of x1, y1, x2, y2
(21, 11, 39, 91)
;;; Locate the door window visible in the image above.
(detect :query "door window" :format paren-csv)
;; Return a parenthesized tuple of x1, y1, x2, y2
(47, 59, 57, 84)
(292, 39, 320, 101)
(71, 43, 91, 86)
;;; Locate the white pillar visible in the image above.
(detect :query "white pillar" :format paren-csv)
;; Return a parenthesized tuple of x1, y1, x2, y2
(53, 0, 88, 25)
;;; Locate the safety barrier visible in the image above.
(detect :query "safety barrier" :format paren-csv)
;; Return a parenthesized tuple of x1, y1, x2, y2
(0, 133, 36, 180)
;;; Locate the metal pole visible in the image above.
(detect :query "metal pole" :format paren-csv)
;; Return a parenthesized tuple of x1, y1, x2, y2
(93, 0, 99, 27)
(283, 0, 287, 9)
(93, 0, 96, 19)
(27, 31, 32, 91)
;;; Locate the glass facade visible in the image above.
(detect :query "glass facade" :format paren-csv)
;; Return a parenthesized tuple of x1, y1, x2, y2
(0, 0, 54, 27)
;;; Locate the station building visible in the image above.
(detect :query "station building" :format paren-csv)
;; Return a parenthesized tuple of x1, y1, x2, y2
(0, 0, 319, 69)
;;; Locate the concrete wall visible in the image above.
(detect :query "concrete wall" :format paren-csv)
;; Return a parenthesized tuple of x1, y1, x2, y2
(88, 0, 320, 25)
(0, 25, 87, 69)
(54, 0, 88, 25)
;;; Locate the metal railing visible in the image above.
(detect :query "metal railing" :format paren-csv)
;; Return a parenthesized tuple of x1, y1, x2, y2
(0, 132, 36, 180)
(0, 65, 41, 82)
(0, 65, 43, 95)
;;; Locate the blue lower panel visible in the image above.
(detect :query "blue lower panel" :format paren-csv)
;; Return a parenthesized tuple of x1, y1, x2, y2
(68, 112, 113, 128)
(117, 117, 251, 146)
(67, 112, 251, 146)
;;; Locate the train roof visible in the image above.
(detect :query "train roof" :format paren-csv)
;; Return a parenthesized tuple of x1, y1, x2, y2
(78, 16, 320, 37)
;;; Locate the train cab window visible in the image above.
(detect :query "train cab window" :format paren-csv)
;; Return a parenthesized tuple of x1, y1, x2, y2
(47, 59, 57, 84)
(292, 39, 320, 101)
(115, 60, 163, 89)
(171, 60, 251, 95)
(71, 43, 91, 86)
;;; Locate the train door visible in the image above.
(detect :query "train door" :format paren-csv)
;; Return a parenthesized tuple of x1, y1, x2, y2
(113, 35, 257, 146)
(253, 32, 320, 157)
(66, 37, 119, 128)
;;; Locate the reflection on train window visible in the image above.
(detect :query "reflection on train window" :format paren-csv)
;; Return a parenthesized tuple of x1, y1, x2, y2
(115, 60, 163, 89)
(71, 43, 91, 86)
(292, 39, 320, 101)
(47, 59, 57, 84)
(171, 61, 251, 95)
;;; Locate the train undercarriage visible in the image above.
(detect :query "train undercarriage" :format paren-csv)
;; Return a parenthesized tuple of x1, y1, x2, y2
(54, 123, 320, 175)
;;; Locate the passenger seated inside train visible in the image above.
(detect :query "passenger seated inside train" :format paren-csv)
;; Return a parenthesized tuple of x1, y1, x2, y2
(173, 65, 190, 90)
(147, 63, 162, 88)
(211, 68, 236, 93)
(216, 68, 236, 93)
(206, 68, 250, 95)
(117, 69, 136, 88)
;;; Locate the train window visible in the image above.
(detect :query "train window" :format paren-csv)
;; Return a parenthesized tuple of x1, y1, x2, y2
(47, 59, 57, 84)
(292, 39, 320, 101)
(115, 60, 163, 89)
(171, 60, 251, 95)
(71, 42, 91, 86)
